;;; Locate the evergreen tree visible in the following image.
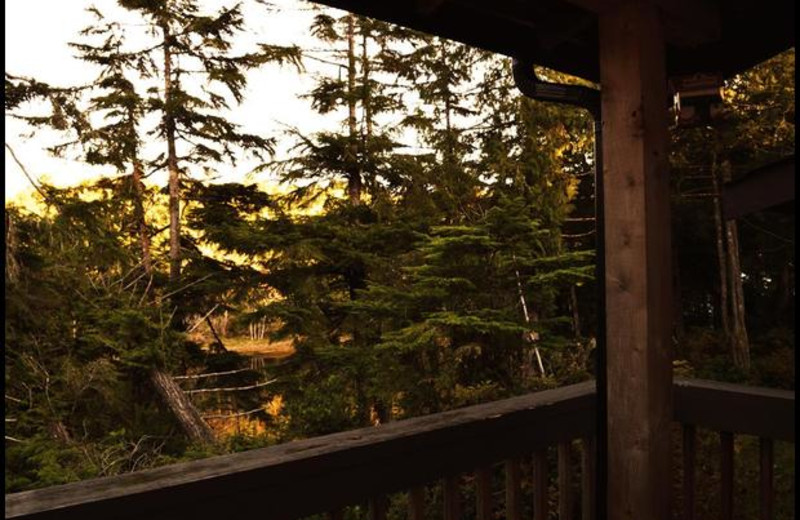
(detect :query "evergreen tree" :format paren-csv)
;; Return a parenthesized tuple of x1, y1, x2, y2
(4, 188, 204, 491)
(276, 11, 404, 209)
(106, 0, 301, 286)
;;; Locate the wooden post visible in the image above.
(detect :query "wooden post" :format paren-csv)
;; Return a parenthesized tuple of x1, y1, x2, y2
(598, 2, 673, 519)
(505, 458, 523, 520)
(409, 486, 425, 520)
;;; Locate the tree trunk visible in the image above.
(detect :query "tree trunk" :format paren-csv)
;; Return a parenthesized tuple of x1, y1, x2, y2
(346, 15, 361, 206)
(710, 154, 730, 337)
(162, 22, 181, 284)
(722, 162, 750, 370)
(132, 159, 153, 276)
(361, 30, 372, 190)
(205, 315, 228, 353)
(5, 213, 19, 283)
(150, 369, 215, 444)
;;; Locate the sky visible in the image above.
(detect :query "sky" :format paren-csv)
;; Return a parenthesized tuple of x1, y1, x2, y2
(4, 0, 343, 201)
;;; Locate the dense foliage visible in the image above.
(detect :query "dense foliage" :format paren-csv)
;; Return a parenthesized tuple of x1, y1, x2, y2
(4, 3, 793, 511)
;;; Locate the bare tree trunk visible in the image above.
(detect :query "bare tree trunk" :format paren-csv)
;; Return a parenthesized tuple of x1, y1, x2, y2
(513, 255, 544, 378)
(711, 154, 730, 337)
(132, 159, 152, 276)
(5, 213, 19, 283)
(360, 30, 373, 191)
(346, 15, 361, 206)
(361, 31, 373, 143)
(205, 315, 227, 353)
(162, 22, 181, 283)
(150, 369, 215, 444)
(722, 162, 750, 370)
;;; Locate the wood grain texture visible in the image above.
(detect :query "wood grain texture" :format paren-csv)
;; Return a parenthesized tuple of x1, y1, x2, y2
(533, 449, 549, 520)
(505, 458, 522, 520)
(476, 466, 492, 520)
(598, 2, 673, 519)
(443, 476, 461, 520)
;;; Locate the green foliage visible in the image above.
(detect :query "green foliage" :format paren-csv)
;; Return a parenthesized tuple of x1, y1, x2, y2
(4, 190, 200, 491)
(4, 2, 793, 502)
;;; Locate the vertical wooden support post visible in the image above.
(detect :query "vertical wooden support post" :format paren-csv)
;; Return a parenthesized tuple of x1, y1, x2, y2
(682, 424, 696, 520)
(443, 475, 461, 520)
(533, 449, 549, 519)
(409, 486, 425, 520)
(558, 441, 573, 519)
(720, 432, 734, 520)
(581, 437, 596, 520)
(505, 458, 523, 520)
(476, 466, 492, 520)
(598, 2, 673, 519)
(369, 495, 388, 520)
(759, 438, 774, 520)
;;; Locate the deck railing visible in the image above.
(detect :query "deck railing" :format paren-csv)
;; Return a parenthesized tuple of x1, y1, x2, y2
(674, 379, 794, 520)
(5, 378, 794, 520)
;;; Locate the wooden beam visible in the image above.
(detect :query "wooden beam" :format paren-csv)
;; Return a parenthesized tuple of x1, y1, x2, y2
(599, 2, 673, 519)
(722, 156, 795, 220)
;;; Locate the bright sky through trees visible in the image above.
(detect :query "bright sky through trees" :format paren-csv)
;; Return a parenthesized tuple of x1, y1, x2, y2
(4, 0, 338, 201)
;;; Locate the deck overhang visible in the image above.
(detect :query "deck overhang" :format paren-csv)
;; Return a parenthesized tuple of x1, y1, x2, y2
(311, 0, 794, 83)
(723, 155, 795, 220)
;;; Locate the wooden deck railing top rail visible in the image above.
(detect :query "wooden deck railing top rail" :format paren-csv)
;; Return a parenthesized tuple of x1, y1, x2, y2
(6, 381, 596, 520)
(6, 378, 794, 520)
(674, 378, 794, 441)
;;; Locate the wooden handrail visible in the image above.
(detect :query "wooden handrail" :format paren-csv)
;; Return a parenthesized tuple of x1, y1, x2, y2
(674, 378, 795, 442)
(6, 381, 596, 520)
(6, 378, 794, 520)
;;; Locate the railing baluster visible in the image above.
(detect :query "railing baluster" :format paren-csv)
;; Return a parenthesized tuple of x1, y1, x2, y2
(683, 424, 696, 520)
(533, 448, 549, 520)
(581, 436, 596, 520)
(759, 438, 774, 520)
(476, 466, 492, 520)
(720, 431, 734, 520)
(369, 496, 387, 520)
(443, 475, 461, 520)
(559, 441, 573, 519)
(505, 458, 522, 520)
(408, 486, 425, 520)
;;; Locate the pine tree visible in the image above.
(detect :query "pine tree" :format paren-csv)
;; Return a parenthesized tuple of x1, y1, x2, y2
(111, 0, 301, 287)
(276, 11, 403, 209)
(390, 33, 486, 222)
